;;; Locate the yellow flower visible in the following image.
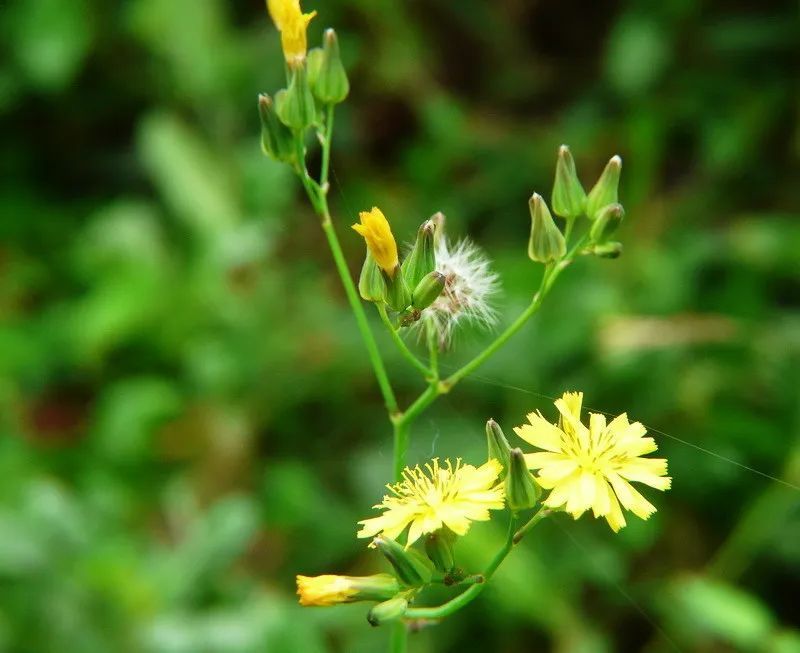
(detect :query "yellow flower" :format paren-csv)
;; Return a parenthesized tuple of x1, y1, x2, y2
(296, 573, 399, 606)
(357, 458, 506, 547)
(266, 0, 316, 65)
(352, 207, 399, 275)
(513, 392, 671, 532)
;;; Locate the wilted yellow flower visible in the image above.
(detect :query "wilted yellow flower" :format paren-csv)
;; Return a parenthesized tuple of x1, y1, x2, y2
(357, 458, 506, 547)
(352, 207, 399, 275)
(266, 0, 316, 65)
(296, 573, 399, 606)
(514, 392, 671, 532)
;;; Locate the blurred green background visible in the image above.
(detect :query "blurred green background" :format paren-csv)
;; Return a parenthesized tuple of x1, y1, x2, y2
(1, 0, 799, 651)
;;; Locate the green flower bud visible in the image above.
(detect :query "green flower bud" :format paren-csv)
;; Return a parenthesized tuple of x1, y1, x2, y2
(373, 536, 433, 587)
(411, 271, 445, 311)
(367, 596, 408, 627)
(358, 252, 387, 303)
(486, 419, 511, 478)
(591, 241, 623, 259)
(551, 145, 586, 220)
(401, 220, 437, 290)
(381, 266, 412, 312)
(586, 155, 622, 220)
(276, 65, 316, 131)
(505, 448, 540, 513)
(528, 193, 566, 263)
(258, 94, 295, 163)
(309, 29, 350, 105)
(424, 529, 455, 573)
(589, 203, 625, 244)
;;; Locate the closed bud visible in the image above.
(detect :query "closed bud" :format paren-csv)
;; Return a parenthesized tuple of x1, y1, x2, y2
(309, 29, 350, 105)
(258, 94, 295, 163)
(359, 252, 387, 303)
(551, 145, 587, 219)
(528, 193, 566, 263)
(373, 536, 433, 587)
(381, 266, 412, 312)
(411, 271, 445, 311)
(402, 220, 437, 289)
(486, 419, 511, 478)
(591, 241, 623, 259)
(505, 448, 540, 512)
(276, 65, 316, 131)
(296, 573, 400, 606)
(424, 529, 455, 573)
(589, 203, 625, 243)
(367, 596, 408, 627)
(586, 155, 622, 220)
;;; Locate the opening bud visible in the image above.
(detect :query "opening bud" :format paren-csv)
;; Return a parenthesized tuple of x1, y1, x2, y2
(486, 419, 511, 478)
(528, 193, 566, 263)
(424, 529, 455, 573)
(358, 252, 387, 303)
(258, 94, 295, 164)
(381, 266, 412, 312)
(308, 29, 350, 105)
(411, 271, 445, 311)
(402, 220, 437, 290)
(373, 536, 433, 587)
(506, 448, 541, 513)
(586, 155, 622, 220)
(590, 241, 623, 259)
(296, 573, 400, 606)
(430, 211, 446, 247)
(589, 203, 625, 244)
(367, 596, 409, 627)
(276, 65, 316, 131)
(551, 145, 587, 220)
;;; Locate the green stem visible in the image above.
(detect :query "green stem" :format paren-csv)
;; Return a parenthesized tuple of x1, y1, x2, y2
(320, 104, 334, 190)
(404, 506, 550, 620)
(442, 263, 558, 390)
(390, 621, 407, 653)
(294, 131, 399, 417)
(377, 305, 431, 377)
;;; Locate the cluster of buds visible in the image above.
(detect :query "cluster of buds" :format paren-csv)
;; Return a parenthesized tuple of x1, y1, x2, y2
(486, 419, 541, 513)
(258, 0, 349, 165)
(528, 146, 625, 263)
(354, 208, 446, 326)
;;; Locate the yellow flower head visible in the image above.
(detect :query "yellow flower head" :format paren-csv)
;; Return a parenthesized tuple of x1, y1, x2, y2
(296, 575, 357, 606)
(296, 573, 399, 606)
(357, 458, 506, 547)
(266, 0, 316, 65)
(352, 207, 399, 275)
(514, 392, 671, 532)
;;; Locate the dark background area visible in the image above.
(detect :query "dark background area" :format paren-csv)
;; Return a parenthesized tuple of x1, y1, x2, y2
(0, 0, 799, 651)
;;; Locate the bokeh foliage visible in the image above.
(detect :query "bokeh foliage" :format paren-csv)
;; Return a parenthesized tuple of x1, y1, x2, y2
(1, 0, 799, 651)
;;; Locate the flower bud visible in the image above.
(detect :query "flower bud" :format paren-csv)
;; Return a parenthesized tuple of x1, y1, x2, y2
(309, 29, 350, 105)
(258, 94, 295, 164)
(358, 252, 387, 303)
(486, 419, 511, 478)
(505, 448, 540, 513)
(296, 573, 400, 606)
(381, 266, 412, 312)
(367, 596, 408, 627)
(401, 220, 436, 290)
(424, 529, 455, 573)
(586, 155, 622, 220)
(528, 193, 566, 263)
(591, 241, 623, 259)
(551, 145, 587, 220)
(276, 65, 316, 131)
(589, 203, 625, 243)
(411, 271, 445, 311)
(373, 536, 433, 587)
